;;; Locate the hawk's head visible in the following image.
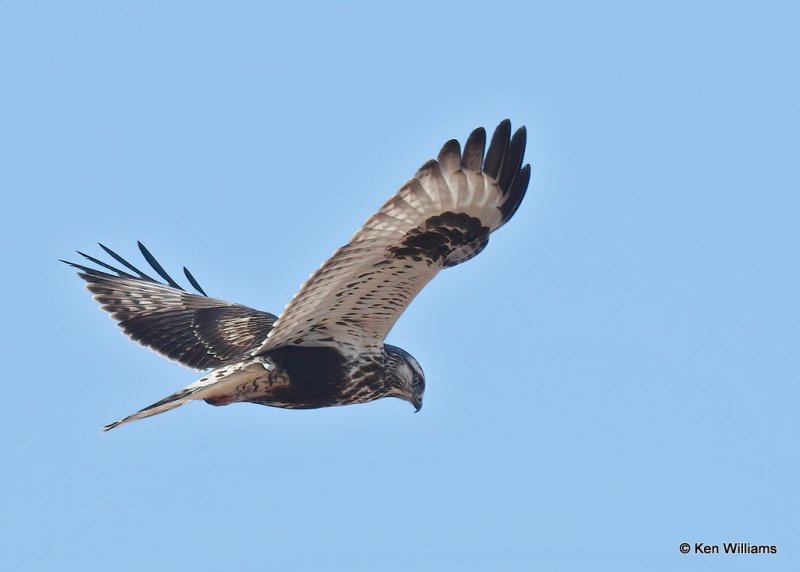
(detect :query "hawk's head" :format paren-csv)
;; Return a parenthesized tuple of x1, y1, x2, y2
(384, 344, 426, 412)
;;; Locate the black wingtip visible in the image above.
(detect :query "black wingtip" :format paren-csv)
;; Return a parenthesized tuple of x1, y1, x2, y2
(137, 242, 184, 290)
(60, 259, 86, 271)
(61, 258, 113, 276)
(76, 250, 135, 277)
(183, 266, 208, 297)
(496, 126, 527, 192)
(437, 139, 462, 174)
(500, 163, 531, 223)
(65, 242, 210, 297)
(461, 127, 486, 171)
(483, 120, 512, 179)
(98, 243, 155, 281)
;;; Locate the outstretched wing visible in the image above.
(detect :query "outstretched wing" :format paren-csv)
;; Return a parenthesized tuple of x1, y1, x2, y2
(257, 119, 530, 353)
(64, 242, 277, 370)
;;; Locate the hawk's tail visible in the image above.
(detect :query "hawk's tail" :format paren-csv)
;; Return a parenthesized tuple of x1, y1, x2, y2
(103, 359, 267, 431)
(103, 386, 203, 431)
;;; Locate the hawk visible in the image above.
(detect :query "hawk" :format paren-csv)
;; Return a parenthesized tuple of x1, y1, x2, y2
(65, 120, 531, 430)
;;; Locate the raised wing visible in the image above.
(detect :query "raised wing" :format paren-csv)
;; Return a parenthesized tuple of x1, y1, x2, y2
(64, 242, 277, 370)
(257, 119, 530, 353)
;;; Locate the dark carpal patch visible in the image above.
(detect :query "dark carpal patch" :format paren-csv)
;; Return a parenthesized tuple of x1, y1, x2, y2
(389, 212, 490, 267)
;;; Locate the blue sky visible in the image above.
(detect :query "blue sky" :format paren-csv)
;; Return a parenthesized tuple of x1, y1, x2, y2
(2, 2, 798, 570)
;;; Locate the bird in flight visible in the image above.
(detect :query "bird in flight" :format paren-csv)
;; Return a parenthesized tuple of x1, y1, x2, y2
(65, 120, 531, 430)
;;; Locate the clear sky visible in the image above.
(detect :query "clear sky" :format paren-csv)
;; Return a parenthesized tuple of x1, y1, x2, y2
(2, 2, 798, 570)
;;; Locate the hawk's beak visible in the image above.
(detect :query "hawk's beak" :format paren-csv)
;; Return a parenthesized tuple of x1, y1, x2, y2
(412, 398, 423, 413)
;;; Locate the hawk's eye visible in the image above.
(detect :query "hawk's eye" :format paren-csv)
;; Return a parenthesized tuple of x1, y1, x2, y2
(412, 375, 422, 388)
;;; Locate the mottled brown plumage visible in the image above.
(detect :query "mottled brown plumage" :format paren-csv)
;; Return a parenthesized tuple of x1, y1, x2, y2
(66, 120, 531, 430)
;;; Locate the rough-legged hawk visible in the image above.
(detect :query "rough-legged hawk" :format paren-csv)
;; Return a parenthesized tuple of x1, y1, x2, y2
(64, 120, 531, 430)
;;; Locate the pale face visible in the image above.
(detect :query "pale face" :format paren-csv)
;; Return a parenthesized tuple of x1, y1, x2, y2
(400, 353, 425, 411)
(384, 345, 426, 411)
